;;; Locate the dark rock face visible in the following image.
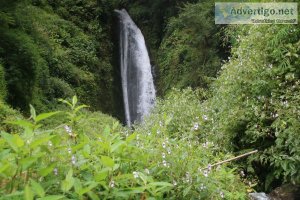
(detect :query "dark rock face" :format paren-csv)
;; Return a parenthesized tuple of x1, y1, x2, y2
(249, 184, 300, 200)
(268, 184, 300, 200)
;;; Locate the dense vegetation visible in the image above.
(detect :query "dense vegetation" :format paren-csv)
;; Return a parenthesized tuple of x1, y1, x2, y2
(0, 96, 248, 199)
(0, 0, 299, 199)
(206, 24, 300, 188)
(0, 0, 115, 113)
(0, 0, 197, 115)
(157, 1, 224, 94)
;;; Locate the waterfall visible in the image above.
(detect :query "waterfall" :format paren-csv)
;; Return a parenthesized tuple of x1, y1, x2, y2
(115, 9, 156, 126)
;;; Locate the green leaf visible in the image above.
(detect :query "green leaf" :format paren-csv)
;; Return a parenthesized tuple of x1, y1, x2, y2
(29, 104, 36, 121)
(78, 182, 98, 195)
(103, 126, 110, 137)
(101, 156, 114, 168)
(73, 178, 83, 195)
(0, 163, 9, 173)
(183, 185, 192, 197)
(1, 132, 24, 152)
(95, 170, 109, 182)
(111, 141, 125, 152)
(24, 185, 34, 200)
(61, 169, 74, 192)
(29, 136, 54, 149)
(72, 142, 87, 152)
(72, 96, 78, 108)
(20, 156, 40, 170)
(35, 111, 61, 123)
(5, 120, 34, 130)
(126, 132, 136, 143)
(58, 99, 72, 108)
(74, 105, 89, 113)
(165, 116, 172, 125)
(148, 182, 173, 187)
(137, 172, 148, 185)
(0, 191, 23, 199)
(37, 195, 65, 200)
(87, 191, 100, 200)
(112, 121, 119, 130)
(38, 163, 56, 177)
(31, 179, 45, 197)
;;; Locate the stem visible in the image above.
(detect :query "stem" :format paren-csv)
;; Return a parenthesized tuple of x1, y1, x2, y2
(202, 150, 258, 170)
(10, 161, 20, 193)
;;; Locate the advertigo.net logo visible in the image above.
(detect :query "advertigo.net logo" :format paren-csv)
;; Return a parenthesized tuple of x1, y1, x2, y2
(215, 2, 298, 24)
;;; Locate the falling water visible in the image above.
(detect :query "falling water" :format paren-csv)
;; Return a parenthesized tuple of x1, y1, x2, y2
(115, 9, 156, 126)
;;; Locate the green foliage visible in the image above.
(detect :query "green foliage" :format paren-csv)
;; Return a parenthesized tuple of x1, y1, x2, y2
(203, 24, 300, 189)
(135, 88, 248, 198)
(0, 64, 6, 101)
(0, 95, 248, 199)
(0, 101, 22, 133)
(0, 0, 298, 195)
(141, 88, 208, 137)
(126, 0, 197, 51)
(0, 0, 114, 113)
(0, 27, 48, 111)
(0, 11, 14, 29)
(157, 0, 223, 95)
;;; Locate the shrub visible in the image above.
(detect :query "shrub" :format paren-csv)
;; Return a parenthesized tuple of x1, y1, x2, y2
(0, 1, 114, 113)
(0, 101, 22, 133)
(205, 24, 300, 189)
(0, 96, 248, 199)
(157, 0, 223, 95)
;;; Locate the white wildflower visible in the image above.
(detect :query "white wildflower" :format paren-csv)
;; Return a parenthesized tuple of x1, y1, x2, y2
(173, 180, 177, 186)
(53, 168, 58, 176)
(64, 125, 73, 136)
(159, 121, 163, 127)
(145, 169, 150, 175)
(71, 155, 76, 165)
(109, 180, 115, 188)
(240, 170, 245, 177)
(193, 123, 199, 130)
(162, 160, 167, 167)
(220, 191, 224, 198)
(167, 148, 171, 155)
(203, 170, 208, 177)
(200, 183, 206, 190)
(207, 164, 212, 171)
(133, 171, 139, 179)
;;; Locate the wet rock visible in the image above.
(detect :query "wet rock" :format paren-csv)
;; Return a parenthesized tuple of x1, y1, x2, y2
(268, 184, 300, 200)
(249, 192, 269, 200)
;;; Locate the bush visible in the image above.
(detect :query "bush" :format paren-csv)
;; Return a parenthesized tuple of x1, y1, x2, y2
(0, 96, 248, 199)
(0, 101, 22, 133)
(157, 0, 223, 95)
(0, 1, 114, 113)
(204, 24, 300, 189)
